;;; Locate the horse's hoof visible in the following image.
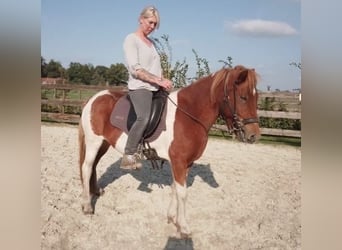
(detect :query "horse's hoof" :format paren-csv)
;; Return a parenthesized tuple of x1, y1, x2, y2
(91, 186, 104, 196)
(81, 204, 94, 214)
(180, 231, 192, 239)
(176, 224, 192, 238)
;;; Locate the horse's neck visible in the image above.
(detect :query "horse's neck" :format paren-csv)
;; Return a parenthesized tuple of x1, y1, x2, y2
(177, 79, 220, 128)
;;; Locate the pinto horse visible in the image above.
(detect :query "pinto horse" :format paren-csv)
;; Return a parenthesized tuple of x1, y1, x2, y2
(78, 65, 260, 237)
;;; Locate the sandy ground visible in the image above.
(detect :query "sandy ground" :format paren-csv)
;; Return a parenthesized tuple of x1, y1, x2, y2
(41, 124, 301, 250)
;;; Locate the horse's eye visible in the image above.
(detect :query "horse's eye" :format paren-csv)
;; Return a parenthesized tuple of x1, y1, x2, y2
(240, 96, 247, 102)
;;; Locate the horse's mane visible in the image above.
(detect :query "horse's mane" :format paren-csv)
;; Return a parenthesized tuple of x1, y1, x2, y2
(210, 66, 259, 103)
(210, 69, 228, 103)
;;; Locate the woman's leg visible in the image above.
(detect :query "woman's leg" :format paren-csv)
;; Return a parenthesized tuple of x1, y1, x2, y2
(125, 89, 153, 154)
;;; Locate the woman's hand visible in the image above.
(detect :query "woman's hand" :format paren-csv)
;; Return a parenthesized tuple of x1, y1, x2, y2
(159, 78, 173, 90)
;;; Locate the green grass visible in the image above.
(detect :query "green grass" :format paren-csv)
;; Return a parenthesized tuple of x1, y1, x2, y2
(209, 130, 301, 147)
(41, 89, 99, 100)
(259, 135, 301, 147)
(66, 89, 98, 100)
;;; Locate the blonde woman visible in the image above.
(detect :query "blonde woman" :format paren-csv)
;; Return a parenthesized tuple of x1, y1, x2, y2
(121, 6, 173, 169)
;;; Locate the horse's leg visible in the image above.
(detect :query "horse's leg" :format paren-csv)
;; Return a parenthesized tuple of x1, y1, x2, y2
(80, 140, 108, 214)
(79, 128, 107, 214)
(175, 169, 191, 237)
(168, 158, 192, 237)
(167, 182, 177, 225)
(89, 140, 109, 195)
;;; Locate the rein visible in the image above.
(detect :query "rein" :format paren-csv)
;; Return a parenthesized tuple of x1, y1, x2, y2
(167, 95, 208, 132)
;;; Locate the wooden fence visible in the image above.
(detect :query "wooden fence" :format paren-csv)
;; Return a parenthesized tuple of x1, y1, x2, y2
(41, 84, 301, 138)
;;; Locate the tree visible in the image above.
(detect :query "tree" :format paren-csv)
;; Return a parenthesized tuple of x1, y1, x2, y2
(45, 59, 65, 78)
(152, 34, 172, 78)
(91, 65, 109, 86)
(81, 63, 95, 85)
(152, 34, 189, 88)
(41, 56, 48, 77)
(259, 97, 276, 111)
(66, 62, 94, 85)
(289, 62, 301, 70)
(218, 56, 233, 68)
(106, 63, 128, 86)
(169, 59, 189, 88)
(192, 49, 210, 80)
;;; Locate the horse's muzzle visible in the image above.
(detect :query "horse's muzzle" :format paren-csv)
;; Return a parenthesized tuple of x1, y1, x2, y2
(246, 134, 258, 143)
(242, 120, 260, 144)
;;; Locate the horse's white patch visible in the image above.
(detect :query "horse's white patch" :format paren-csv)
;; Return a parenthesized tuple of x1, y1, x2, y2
(115, 134, 127, 154)
(175, 181, 187, 199)
(82, 90, 111, 142)
(167, 182, 178, 223)
(253, 87, 256, 96)
(174, 181, 191, 234)
(149, 90, 179, 158)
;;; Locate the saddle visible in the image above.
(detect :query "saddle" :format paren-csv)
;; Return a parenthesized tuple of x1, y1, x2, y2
(126, 90, 168, 140)
(110, 89, 169, 168)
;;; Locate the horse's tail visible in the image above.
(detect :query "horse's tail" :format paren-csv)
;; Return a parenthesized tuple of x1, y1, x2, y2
(78, 121, 85, 185)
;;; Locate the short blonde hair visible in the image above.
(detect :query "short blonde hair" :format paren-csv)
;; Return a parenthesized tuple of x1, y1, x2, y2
(140, 6, 160, 29)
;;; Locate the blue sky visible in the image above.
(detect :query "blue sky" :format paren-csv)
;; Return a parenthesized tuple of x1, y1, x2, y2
(41, 0, 301, 91)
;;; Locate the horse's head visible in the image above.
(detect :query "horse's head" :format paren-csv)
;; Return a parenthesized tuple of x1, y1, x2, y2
(211, 65, 261, 143)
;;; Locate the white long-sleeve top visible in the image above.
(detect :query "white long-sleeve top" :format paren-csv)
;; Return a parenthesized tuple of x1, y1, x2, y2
(123, 33, 162, 91)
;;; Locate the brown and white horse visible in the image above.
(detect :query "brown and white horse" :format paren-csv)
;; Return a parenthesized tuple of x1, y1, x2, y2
(78, 65, 260, 237)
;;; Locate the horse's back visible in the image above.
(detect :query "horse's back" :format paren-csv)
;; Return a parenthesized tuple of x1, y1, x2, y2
(81, 89, 126, 138)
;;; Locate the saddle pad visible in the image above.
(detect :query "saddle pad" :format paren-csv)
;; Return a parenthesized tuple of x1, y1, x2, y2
(110, 95, 167, 142)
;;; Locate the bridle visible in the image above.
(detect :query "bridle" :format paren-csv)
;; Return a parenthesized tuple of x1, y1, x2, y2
(220, 72, 259, 141)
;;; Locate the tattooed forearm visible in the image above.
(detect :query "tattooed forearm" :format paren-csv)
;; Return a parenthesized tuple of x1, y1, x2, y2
(135, 68, 173, 90)
(135, 68, 161, 84)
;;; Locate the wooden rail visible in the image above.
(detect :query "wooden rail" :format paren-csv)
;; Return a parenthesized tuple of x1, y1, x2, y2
(257, 110, 301, 119)
(41, 84, 301, 138)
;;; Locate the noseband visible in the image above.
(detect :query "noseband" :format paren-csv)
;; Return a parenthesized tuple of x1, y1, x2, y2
(221, 73, 259, 140)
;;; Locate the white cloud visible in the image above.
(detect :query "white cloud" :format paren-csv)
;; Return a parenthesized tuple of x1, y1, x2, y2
(228, 19, 298, 37)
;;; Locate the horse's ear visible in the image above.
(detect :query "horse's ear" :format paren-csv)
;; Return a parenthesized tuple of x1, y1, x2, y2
(235, 69, 248, 85)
